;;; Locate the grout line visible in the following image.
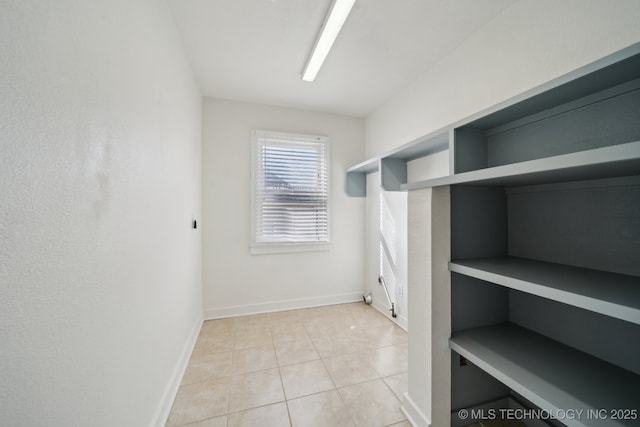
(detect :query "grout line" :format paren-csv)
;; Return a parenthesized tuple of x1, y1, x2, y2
(284, 399, 294, 427)
(169, 303, 408, 426)
(225, 399, 287, 416)
(335, 382, 359, 427)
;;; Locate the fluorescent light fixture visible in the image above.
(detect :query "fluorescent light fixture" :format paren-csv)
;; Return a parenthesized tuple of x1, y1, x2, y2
(302, 0, 356, 82)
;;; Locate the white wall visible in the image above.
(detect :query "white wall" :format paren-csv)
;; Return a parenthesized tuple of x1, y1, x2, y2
(0, 1, 202, 426)
(364, 1, 640, 425)
(366, 0, 640, 158)
(202, 98, 365, 318)
(364, 174, 408, 328)
(363, 150, 450, 331)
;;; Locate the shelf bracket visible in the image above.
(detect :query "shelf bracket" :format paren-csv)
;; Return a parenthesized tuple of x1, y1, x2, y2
(380, 158, 407, 191)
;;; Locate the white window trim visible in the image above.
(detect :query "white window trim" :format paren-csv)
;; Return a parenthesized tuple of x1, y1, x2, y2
(250, 130, 331, 255)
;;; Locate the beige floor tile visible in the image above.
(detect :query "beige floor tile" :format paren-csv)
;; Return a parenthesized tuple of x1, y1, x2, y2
(268, 309, 305, 324)
(227, 402, 291, 427)
(332, 302, 367, 314)
(314, 317, 349, 329)
(312, 334, 364, 358)
(169, 304, 408, 427)
(191, 334, 234, 358)
(383, 373, 408, 401)
(376, 324, 408, 345)
(304, 318, 347, 338)
(353, 309, 394, 328)
(300, 305, 338, 317)
(271, 323, 309, 343)
(346, 328, 394, 350)
(386, 331, 408, 346)
(233, 326, 272, 349)
(228, 368, 284, 413)
(280, 359, 335, 399)
(231, 344, 278, 374)
(385, 421, 412, 427)
(275, 338, 319, 366)
(233, 313, 271, 330)
(323, 352, 380, 388)
(364, 345, 408, 377)
(287, 390, 355, 427)
(183, 415, 227, 427)
(165, 378, 230, 426)
(182, 352, 233, 385)
(346, 303, 376, 314)
(356, 323, 407, 345)
(200, 318, 234, 337)
(339, 380, 405, 427)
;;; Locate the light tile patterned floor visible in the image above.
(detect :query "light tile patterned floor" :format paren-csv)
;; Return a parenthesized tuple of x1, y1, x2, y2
(166, 303, 410, 427)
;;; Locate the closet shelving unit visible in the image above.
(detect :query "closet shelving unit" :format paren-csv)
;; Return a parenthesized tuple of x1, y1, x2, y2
(347, 43, 640, 427)
(346, 131, 449, 196)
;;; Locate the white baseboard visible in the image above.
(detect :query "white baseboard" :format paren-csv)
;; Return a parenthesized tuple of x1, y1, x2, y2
(371, 299, 408, 331)
(151, 315, 202, 427)
(402, 392, 430, 427)
(203, 291, 365, 320)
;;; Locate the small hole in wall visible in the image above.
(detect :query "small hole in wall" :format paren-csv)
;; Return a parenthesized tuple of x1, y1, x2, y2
(192, 219, 197, 229)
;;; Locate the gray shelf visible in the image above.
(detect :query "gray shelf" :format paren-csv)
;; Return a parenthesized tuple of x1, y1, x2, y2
(449, 257, 640, 325)
(346, 43, 640, 197)
(450, 323, 640, 427)
(403, 140, 640, 190)
(345, 130, 449, 196)
(385, 130, 449, 162)
(346, 158, 379, 196)
(347, 157, 379, 174)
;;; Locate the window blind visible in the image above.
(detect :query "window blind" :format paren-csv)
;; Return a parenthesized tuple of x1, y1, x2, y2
(252, 130, 330, 250)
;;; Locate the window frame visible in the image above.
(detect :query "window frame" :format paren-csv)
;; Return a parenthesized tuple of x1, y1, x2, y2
(250, 130, 331, 255)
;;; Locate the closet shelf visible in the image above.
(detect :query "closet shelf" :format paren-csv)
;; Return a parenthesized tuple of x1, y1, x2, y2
(449, 257, 640, 325)
(402, 140, 640, 190)
(346, 157, 379, 174)
(345, 130, 449, 196)
(450, 323, 640, 427)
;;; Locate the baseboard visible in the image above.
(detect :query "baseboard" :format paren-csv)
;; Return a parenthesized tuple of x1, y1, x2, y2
(371, 299, 408, 331)
(203, 291, 364, 320)
(151, 315, 202, 427)
(402, 392, 430, 427)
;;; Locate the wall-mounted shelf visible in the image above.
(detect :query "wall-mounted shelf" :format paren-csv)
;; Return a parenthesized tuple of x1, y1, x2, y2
(402, 140, 640, 190)
(449, 257, 640, 325)
(399, 42, 640, 426)
(347, 157, 379, 174)
(346, 157, 379, 197)
(345, 131, 448, 196)
(450, 323, 640, 427)
(347, 43, 640, 197)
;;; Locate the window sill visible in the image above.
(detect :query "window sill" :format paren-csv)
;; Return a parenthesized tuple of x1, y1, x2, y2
(250, 242, 330, 255)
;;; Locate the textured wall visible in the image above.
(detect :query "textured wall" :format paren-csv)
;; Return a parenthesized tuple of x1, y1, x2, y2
(0, 1, 202, 426)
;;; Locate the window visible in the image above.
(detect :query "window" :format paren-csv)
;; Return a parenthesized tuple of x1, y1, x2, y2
(251, 130, 330, 254)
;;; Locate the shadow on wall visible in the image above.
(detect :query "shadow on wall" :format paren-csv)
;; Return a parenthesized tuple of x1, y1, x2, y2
(378, 190, 408, 324)
(380, 192, 398, 296)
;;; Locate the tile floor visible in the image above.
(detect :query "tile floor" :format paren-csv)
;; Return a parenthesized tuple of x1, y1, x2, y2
(166, 302, 411, 427)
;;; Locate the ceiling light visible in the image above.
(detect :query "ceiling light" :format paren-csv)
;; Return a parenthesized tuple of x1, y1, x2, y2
(301, 0, 356, 82)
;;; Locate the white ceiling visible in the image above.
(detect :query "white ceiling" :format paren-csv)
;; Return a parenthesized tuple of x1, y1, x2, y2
(168, 0, 515, 117)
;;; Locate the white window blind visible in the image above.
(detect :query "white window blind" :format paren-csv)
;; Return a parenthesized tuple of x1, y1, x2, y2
(251, 130, 330, 253)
